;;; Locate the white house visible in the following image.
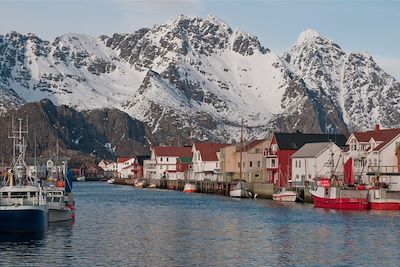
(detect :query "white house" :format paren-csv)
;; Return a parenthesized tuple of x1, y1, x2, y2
(192, 143, 227, 181)
(117, 157, 135, 178)
(143, 146, 192, 180)
(345, 125, 400, 188)
(291, 142, 343, 187)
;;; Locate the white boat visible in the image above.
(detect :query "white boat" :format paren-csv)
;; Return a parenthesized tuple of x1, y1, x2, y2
(230, 120, 252, 199)
(46, 187, 74, 222)
(230, 181, 252, 198)
(148, 183, 157, 188)
(46, 172, 75, 223)
(272, 188, 297, 202)
(134, 180, 145, 188)
(183, 182, 197, 193)
(0, 118, 48, 233)
(107, 178, 115, 184)
(76, 176, 85, 182)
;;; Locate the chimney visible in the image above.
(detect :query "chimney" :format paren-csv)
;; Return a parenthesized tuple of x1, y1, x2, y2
(374, 124, 380, 132)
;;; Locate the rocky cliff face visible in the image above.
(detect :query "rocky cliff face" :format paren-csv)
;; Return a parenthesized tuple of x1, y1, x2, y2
(0, 15, 399, 152)
(0, 100, 148, 162)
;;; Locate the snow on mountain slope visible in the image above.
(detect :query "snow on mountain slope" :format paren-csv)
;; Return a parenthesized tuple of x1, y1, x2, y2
(1, 16, 399, 144)
(285, 29, 400, 132)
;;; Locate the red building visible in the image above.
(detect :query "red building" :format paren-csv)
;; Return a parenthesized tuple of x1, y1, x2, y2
(265, 132, 347, 187)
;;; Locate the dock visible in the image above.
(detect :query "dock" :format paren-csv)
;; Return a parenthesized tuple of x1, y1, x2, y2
(113, 179, 275, 199)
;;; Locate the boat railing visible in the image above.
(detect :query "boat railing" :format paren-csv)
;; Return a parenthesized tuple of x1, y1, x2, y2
(0, 198, 24, 206)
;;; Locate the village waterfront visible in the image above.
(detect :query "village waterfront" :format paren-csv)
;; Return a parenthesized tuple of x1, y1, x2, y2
(1, 182, 399, 266)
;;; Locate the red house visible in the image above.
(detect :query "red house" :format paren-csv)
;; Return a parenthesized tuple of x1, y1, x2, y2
(265, 132, 347, 187)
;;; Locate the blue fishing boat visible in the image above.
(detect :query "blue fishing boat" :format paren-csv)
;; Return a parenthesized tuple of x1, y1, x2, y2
(0, 118, 48, 233)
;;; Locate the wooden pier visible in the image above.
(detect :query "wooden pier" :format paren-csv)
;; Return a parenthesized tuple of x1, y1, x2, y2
(113, 179, 275, 199)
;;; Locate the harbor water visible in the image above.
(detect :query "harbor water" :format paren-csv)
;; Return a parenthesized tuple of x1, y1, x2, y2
(1, 182, 400, 266)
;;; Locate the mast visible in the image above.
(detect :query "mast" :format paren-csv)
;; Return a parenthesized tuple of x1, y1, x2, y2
(239, 118, 243, 180)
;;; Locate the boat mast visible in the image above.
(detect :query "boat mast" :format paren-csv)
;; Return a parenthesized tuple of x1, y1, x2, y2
(239, 118, 243, 180)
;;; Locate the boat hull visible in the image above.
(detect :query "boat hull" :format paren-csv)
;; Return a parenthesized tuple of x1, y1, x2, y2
(310, 186, 369, 210)
(368, 189, 400, 210)
(313, 195, 369, 210)
(369, 202, 400, 210)
(0, 206, 48, 233)
(183, 183, 197, 193)
(273, 193, 297, 202)
(229, 189, 251, 198)
(49, 207, 74, 222)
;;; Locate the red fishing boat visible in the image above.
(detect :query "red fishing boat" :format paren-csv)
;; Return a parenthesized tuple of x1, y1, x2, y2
(309, 158, 369, 210)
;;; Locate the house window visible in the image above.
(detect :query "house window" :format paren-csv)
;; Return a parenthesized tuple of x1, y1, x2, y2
(166, 157, 169, 162)
(299, 161, 301, 168)
(257, 161, 261, 168)
(216, 162, 218, 168)
(255, 174, 260, 178)
(271, 159, 276, 168)
(255, 148, 260, 153)
(160, 157, 163, 162)
(243, 162, 245, 167)
(295, 161, 298, 168)
(350, 139, 357, 151)
(250, 161, 253, 167)
(238, 162, 240, 168)
(296, 174, 299, 180)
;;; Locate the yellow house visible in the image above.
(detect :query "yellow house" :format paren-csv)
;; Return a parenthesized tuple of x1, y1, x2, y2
(220, 139, 270, 182)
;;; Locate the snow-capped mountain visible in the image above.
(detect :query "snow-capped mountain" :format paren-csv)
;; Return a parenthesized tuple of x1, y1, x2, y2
(284, 29, 400, 132)
(0, 15, 399, 146)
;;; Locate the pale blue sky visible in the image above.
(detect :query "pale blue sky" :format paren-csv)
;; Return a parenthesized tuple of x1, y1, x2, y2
(0, 0, 399, 79)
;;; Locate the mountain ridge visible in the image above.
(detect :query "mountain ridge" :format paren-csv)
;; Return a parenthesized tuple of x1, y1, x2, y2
(1, 15, 399, 150)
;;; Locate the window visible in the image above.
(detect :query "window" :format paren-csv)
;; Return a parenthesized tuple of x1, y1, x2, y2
(296, 174, 299, 180)
(350, 139, 357, 151)
(160, 157, 163, 162)
(255, 174, 260, 178)
(243, 162, 245, 167)
(271, 159, 276, 167)
(166, 157, 169, 162)
(238, 162, 240, 168)
(216, 163, 218, 168)
(255, 148, 260, 153)
(295, 161, 298, 168)
(299, 161, 301, 168)
(250, 161, 253, 167)
(257, 161, 261, 168)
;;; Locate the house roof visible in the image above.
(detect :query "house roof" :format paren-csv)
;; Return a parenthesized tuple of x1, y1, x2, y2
(117, 157, 131, 163)
(101, 159, 114, 165)
(352, 126, 400, 151)
(178, 157, 192, 164)
(153, 146, 192, 158)
(236, 139, 269, 152)
(292, 142, 335, 158)
(274, 132, 347, 150)
(194, 143, 228, 161)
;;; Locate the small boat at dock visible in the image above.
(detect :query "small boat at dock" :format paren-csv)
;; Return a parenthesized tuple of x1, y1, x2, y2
(183, 182, 197, 193)
(76, 176, 85, 182)
(230, 181, 252, 198)
(46, 170, 75, 222)
(107, 178, 115, 184)
(273, 187, 297, 202)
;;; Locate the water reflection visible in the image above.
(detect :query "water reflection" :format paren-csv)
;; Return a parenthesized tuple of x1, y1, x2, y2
(0, 231, 46, 242)
(0, 182, 400, 266)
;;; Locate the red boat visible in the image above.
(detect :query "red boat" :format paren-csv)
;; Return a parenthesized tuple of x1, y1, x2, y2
(309, 181, 369, 210)
(368, 188, 400, 210)
(309, 158, 369, 210)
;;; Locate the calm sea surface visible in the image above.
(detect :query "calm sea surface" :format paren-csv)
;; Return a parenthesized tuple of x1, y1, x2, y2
(1, 182, 400, 266)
